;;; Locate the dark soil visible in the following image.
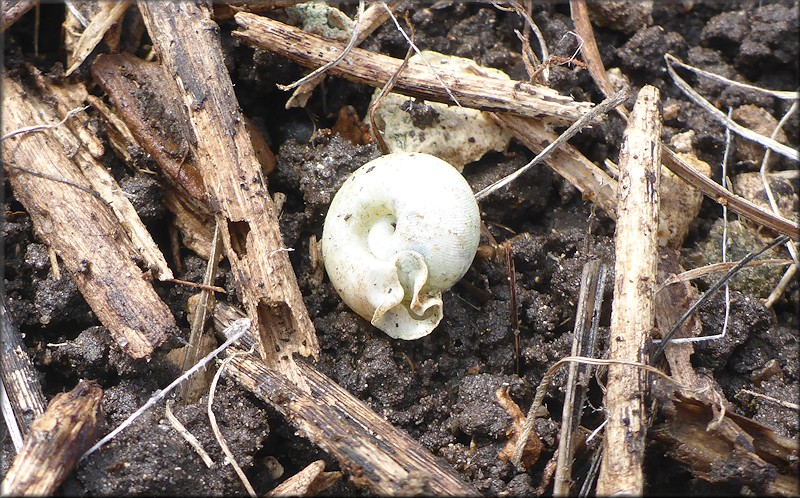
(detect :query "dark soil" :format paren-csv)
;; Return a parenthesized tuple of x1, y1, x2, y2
(2, 1, 798, 496)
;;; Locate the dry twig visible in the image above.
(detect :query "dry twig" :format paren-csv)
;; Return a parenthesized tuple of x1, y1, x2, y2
(139, 1, 319, 388)
(233, 12, 593, 124)
(164, 400, 214, 468)
(2, 75, 177, 358)
(596, 86, 662, 495)
(553, 260, 608, 494)
(0, 303, 47, 441)
(212, 303, 477, 496)
(208, 352, 257, 497)
(1, 380, 103, 496)
(1, 0, 37, 32)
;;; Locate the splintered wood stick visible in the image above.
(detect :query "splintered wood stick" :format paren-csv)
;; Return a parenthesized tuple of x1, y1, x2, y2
(652, 391, 799, 496)
(0, 0, 37, 32)
(265, 460, 341, 497)
(232, 10, 800, 241)
(91, 52, 209, 204)
(211, 302, 477, 496)
(553, 260, 607, 495)
(225, 353, 478, 496)
(232, 12, 593, 125)
(24, 66, 174, 281)
(2, 76, 177, 359)
(597, 86, 662, 495)
(137, 1, 319, 389)
(0, 303, 47, 438)
(1, 380, 103, 496)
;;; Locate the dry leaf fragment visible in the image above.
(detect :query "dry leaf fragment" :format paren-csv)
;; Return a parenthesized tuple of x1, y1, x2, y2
(496, 386, 543, 468)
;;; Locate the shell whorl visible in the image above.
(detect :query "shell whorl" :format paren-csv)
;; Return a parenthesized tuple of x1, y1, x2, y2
(322, 152, 481, 340)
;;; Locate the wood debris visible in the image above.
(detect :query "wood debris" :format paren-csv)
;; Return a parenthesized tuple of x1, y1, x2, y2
(2, 75, 177, 358)
(266, 460, 342, 497)
(1, 380, 103, 496)
(138, 2, 319, 387)
(597, 86, 662, 495)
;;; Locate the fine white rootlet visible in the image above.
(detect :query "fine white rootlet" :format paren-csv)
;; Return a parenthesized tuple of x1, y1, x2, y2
(322, 152, 481, 340)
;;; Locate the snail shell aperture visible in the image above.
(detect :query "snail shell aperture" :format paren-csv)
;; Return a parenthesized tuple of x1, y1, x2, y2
(322, 152, 481, 340)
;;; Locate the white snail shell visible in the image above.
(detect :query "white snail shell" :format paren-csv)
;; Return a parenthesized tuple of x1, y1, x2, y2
(322, 152, 481, 340)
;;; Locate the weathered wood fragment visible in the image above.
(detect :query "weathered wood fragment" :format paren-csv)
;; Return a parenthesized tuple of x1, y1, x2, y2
(265, 460, 341, 497)
(137, 1, 319, 389)
(211, 302, 477, 496)
(0, 0, 37, 32)
(1, 380, 103, 496)
(229, 14, 800, 240)
(225, 353, 478, 496)
(597, 85, 662, 495)
(652, 390, 799, 496)
(65, 1, 132, 76)
(553, 260, 607, 495)
(2, 75, 177, 358)
(0, 303, 47, 437)
(91, 53, 208, 204)
(233, 12, 593, 125)
(25, 68, 174, 281)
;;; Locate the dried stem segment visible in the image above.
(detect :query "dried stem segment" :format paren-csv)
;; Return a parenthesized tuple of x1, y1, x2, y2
(2, 75, 176, 358)
(231, 10, 799, 240)
(0, 303, 47, 436)
(138, 1, 319, 387)
(233, 12, 593, 125)
(554, 260, 607, 495)
(1, 380, 103, 496)
(662, 148, 799, 240)
(597, 85, 662, 495)
(25, 69, 174, 281)
(0, 0, 37, 32)
(266, 460, 341, 497)
(224, 353, 478, 496)
(284, 0, 402, 109)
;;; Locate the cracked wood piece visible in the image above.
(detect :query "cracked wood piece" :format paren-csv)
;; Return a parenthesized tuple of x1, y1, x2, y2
(233, 13, 800, 240)
(0, 303, 47, 437)
(211, 302, 476, 495)
(652, 391, 799, 496)
(0, 380, 103, 496)
(0, 0, 37, 32)
(266, 460, 341, 497)
(553, 260, 607, 495)
(26, 69, 174, 281)
(2, 75, 176, 359)
(232, 12, 593, 125)
(655, 249, 705, 389)
(597, 85, 662, 495)
(91, 53, 208, 204)
(225, 353, 479, 496)
(137, 1, 319, 388)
